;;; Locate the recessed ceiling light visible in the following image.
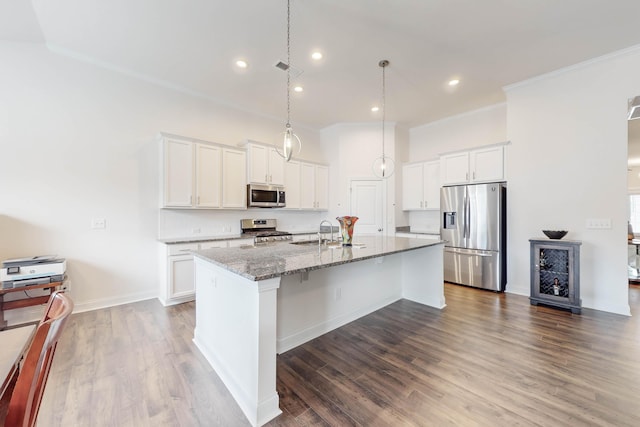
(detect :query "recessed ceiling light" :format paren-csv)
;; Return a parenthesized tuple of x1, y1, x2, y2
(371, 106, 380, 112)
(448, 79, 460, 86)
(311, 51, 323, 60)
(294, 86, 303, 93)
(235, 60, 248, 69)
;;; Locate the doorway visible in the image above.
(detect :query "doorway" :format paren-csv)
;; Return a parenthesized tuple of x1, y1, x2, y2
(349, 179, 383, 235)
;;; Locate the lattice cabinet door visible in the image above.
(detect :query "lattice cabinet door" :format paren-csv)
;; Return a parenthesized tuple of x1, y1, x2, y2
(529, 239, 582, 314)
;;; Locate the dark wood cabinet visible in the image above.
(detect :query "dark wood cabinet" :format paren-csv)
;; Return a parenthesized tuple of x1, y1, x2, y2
(529, 239, 581, 314)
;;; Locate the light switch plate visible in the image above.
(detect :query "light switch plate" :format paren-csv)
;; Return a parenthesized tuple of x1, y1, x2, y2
(586, 218, 612, 229)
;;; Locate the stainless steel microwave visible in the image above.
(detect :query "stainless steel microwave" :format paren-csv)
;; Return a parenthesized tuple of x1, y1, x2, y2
(247, 184, 286, 208)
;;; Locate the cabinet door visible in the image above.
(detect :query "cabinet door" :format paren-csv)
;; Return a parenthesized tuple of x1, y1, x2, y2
(423, 161, 440, 210)
(268, 148, 285, 185)
(402, 163, 424, 210)
(440, 152, 470, 185)
(168, 255, 195, 299)
(284, 160, 301, 209)
(163, 139, 194, 207)
(470, 146, 504, 183)
(222, 148, 247, 208)
(315, 165, 329, 210)
(247, 144, 269, 184)
(300, 162, 316, 209)
(195, 144, 221, 208)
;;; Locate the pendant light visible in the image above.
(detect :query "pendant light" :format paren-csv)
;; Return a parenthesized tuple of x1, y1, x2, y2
(276, 0, 302, 162)
(372, 59, 395, 178)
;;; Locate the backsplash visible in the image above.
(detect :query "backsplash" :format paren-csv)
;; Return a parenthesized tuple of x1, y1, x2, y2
(409, 210, 440, 234)
(158, 209, 329, 239)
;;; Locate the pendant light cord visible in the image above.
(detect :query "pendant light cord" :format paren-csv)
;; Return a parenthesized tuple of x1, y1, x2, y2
(381, 61, 386, 159)
(286, 0, 291, 130)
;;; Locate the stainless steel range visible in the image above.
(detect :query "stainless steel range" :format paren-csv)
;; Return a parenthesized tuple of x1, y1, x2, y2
(240, 219, 292, 244)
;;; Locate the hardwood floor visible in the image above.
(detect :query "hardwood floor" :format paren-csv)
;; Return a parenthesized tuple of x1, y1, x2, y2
(38, 284, 640, 426)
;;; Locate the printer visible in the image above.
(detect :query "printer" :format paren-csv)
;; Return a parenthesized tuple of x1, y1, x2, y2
(1, 255, 66, 289)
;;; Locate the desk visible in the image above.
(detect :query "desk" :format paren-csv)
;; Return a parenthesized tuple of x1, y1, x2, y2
(0, 281, 63, 330)
(0, 325, 36, 412)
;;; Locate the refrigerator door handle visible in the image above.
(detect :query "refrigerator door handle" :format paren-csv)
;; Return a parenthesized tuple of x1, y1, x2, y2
(466, 193, 471, 240)
(463, 194, 469, 239)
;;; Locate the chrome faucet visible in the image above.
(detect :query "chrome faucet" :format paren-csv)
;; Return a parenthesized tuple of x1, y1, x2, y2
(318, 220, 334, 244)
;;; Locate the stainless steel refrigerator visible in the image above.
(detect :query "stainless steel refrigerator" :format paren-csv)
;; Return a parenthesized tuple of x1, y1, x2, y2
(440, 182, 506, 292)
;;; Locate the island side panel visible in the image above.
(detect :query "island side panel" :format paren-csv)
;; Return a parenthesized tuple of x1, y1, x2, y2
(276, 251, 405, 353)
(193, 257, 282, 427)
(402, 243, 446, 308)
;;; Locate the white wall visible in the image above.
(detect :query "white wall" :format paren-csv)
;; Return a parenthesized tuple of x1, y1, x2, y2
(409, 103, 508, 159)
(505, 47, 640, 315)
(0, 42, 323, 323)
(320, 122, 403, 235)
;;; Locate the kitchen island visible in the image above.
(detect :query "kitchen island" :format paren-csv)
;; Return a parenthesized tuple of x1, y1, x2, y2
(192, 236, 445, 427)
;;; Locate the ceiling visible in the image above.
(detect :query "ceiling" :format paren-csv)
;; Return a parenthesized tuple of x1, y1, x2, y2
(4, 0, 640, 130)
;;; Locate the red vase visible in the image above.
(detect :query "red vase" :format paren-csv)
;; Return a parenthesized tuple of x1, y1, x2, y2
(336, 216, 359, 246)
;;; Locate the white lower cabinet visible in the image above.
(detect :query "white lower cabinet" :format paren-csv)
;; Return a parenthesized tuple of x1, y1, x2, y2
(161, 239, 231, 306)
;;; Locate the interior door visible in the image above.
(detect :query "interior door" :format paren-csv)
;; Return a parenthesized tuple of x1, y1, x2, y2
(349, 180, 383, 235)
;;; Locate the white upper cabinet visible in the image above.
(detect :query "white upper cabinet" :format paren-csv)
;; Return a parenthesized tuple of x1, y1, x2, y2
(470, 146, 505, 183)
(195, 143, 221, 208)
(440, 145, 505, 186)
(283, 160, 301, 209)
(402, 161, 440, 211)
(300, 162, 315, 209)
(163, 138, 194, 207)
(440, 152, 470, 185)
(295, 162, 328, 210)
(246, 142, 285, 185)
(161, 133, 246, 209)
(221, 148, 247, 208)
(314, 165, 329, 210)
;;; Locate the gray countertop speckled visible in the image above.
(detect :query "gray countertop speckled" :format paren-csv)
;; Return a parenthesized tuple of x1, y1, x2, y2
(158, 230, 323, 244)
(193, 236, 445, 281)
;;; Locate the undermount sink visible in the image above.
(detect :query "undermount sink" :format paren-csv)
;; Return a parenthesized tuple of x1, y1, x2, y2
(290, 239, 342, 248)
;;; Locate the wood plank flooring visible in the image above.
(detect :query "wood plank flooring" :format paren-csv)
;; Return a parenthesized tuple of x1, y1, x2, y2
(37, 284, 640, 426)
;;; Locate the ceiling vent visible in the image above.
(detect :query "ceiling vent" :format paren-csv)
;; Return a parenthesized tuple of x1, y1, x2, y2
(628, 96, 640, 120)
(274, 61, 304, 78)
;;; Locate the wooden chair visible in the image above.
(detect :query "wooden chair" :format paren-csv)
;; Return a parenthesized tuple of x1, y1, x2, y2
(4, 291, 74, 427)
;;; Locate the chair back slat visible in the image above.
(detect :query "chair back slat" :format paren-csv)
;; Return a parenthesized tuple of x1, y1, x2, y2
(5, 291, 74, 427)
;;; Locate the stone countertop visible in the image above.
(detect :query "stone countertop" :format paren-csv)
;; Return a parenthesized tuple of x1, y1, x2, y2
(158, 229, 337, 244)
(193, 235, 445, 281)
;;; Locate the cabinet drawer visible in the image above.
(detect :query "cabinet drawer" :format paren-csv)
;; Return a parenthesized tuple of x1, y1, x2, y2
(167, 243, 199, 256)
(200, 241, 228, 250)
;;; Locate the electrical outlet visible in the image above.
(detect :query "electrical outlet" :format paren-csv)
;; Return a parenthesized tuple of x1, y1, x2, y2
(61, 280, 71, 293)
(91, 218, 106, 229)
(586, 218, 612, 229)
(192, 228, 201, 234)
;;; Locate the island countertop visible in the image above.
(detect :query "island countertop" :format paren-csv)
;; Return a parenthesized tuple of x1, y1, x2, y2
(192, 236, 445, 281)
